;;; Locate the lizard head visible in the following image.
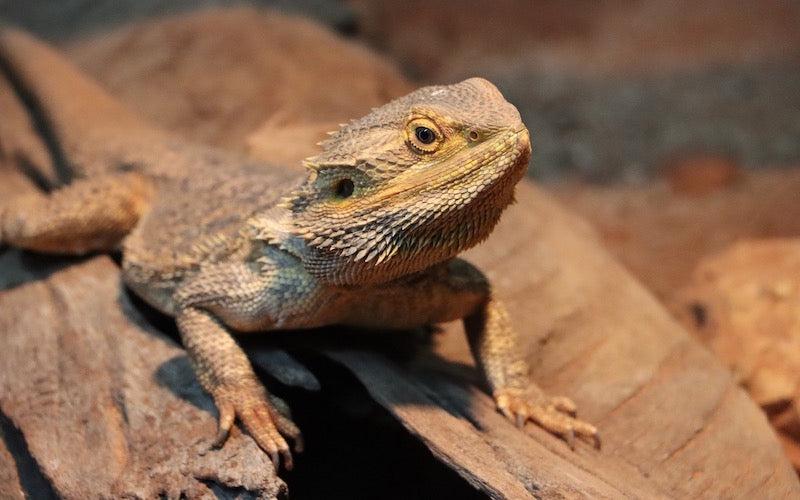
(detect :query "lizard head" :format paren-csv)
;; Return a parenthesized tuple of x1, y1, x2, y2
(287, 77, 530, 286)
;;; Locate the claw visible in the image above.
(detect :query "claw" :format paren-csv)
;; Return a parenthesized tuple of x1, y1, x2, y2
(212, 401, 236, 447)
(208, 384, 302, 470)
(551, 396, 577, 416)
(241, 405, 293, 470)
(213, 427, 230, 448)
(269, 451, 281, 470)
(280, 448, 294, 471)
(565, 427, 575, 450)
(592, 432, 602, 450)
(494, 386, 600, 450)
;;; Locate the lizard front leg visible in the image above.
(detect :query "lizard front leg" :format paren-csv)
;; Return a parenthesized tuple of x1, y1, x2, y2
(342, 258, 599, 448)
(465, 294, 600, 449)
(176, 307, 301, 469)
(171, 262, 313, 470)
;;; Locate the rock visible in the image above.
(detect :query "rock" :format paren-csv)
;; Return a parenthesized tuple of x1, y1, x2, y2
(672, 238, 800, 471)
(552, 169, 800, 300)
(660, 154, 743, 195)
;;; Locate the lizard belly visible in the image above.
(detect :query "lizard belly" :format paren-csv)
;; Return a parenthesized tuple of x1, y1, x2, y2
(122, 263, 194, 316)
(338, 266, 487, 329)
(205, 283, 348, 333)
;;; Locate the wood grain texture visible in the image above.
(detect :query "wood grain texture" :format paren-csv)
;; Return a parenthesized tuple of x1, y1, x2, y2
(0, 258, 284, 498)
(324, 181, 800, 498)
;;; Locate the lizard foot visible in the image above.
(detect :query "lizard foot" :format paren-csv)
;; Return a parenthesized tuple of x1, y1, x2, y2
(495, 386, 600, 450)
(211, 381, 303, 470)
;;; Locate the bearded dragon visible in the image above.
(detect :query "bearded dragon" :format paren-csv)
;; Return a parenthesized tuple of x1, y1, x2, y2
(1, 77, 599, 469)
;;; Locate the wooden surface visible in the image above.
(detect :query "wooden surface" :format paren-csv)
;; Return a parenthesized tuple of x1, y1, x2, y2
(0, 257, 284, 498)
(1, 15, 798, 498)
(322, 179, 800, 498)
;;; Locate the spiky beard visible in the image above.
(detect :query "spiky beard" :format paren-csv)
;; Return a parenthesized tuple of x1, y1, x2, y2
(291, 164, 521, 287)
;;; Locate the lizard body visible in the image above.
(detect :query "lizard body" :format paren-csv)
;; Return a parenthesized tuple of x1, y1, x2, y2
(1, 77, 598, 469)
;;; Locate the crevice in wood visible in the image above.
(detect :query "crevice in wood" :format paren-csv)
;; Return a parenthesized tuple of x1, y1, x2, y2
(0, 411, 58, 499)
(0, 39, 72, 185)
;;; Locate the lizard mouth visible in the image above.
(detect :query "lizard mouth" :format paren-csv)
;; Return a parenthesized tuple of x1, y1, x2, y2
(366, 126, 530, 206)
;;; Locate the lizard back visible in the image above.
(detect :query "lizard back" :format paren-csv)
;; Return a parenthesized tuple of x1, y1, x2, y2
(122, 164, 299, 291)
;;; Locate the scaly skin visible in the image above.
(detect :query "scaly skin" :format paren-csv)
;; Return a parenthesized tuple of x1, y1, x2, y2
(1, 78, 599, 470)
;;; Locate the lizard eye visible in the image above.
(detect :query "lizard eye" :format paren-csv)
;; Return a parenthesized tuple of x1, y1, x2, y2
(334, 178, 354, 198)
(406, 117, 442, 154)
(415, 127, 435, 144)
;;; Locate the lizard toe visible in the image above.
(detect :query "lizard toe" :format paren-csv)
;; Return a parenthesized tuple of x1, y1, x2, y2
(272, 412, 304, 453)
(495, 386, 600, 449)
(240, 403, 293, 470)
(267, 393, 294, 418)
(550, 395, 578, 416)
(207, 379, 302, 469)
(212, 399, 236, 448)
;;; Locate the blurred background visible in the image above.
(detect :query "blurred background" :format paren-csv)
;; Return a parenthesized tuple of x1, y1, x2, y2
(2, 0, 799, 181)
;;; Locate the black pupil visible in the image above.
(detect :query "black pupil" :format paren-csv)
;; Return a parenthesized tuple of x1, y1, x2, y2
(415, 126, 435, 144)
(335, 178, 354, 198)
